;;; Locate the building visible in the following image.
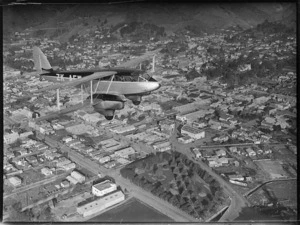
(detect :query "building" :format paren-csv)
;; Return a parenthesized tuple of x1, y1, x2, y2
(110, 125, 136, 134)
(19, 131, 33, 139)
(8, 176, 22, 187)
(61, 163, 76, 170)
(4, 132, 20, 144)
(181, 125, 205, 140)
(229, 147, 238, 153)
(99, 156, 111, 164)
(61, 180, 70, 188)
(104, 161, 116, 169)
(92, 180, 117, 197)
(228, 174, 244, 181)
(229, 179, 247, 187)
(114, 147, 135, 159)
(71, 171, 85, 183)
(245, 148, 256, 157)
(215, 149, 226, 157)
(192, 148, 202, 158)
(56, 157, 72, 168)
(41, 167, 52, 176)
(178, 136, 194, 144)
(66, 175, 79, 185)
(152, 141, 171, 151)
(77, 191, 125, 217)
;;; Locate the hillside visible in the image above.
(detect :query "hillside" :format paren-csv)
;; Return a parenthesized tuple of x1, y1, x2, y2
(3, 3, 296, 40)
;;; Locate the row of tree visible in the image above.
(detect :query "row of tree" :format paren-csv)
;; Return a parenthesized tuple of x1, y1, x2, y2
(121, 151, 225, 219)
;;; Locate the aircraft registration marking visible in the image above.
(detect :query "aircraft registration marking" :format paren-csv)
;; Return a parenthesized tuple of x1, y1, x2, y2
(56, 74, 82, 81)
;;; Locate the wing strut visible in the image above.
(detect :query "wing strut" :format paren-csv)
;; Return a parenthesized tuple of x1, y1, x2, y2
(106, 75, 115, 94)
(152, 55, 155, 72)
(56, 89, 60, 110)
(90, 80, 93, 104)
(81, 84, 84, 104)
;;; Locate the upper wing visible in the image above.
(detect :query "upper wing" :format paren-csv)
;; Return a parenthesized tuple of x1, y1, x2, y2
(37, 71, 117, 92)
(119, 48, 161, 68)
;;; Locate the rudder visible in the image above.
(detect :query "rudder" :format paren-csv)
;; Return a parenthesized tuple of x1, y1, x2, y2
(32, 46, 52, 74)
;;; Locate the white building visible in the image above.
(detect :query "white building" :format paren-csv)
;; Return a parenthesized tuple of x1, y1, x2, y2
(71, 171, 85, 183)
(229, 179, 247, 187)
(66, 175, 79, 185)
(77, 191, 125, 217)
(92, 180, 117, 197)
(245, 148, 256, 157)
(181, 125, 205, 140)
(8, 176, 22, 187)
(4, 132, 20, 144)
(228, 174, 244, 181)
(41, 167, 52, 176)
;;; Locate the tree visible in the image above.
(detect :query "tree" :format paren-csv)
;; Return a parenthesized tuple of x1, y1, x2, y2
(152, 164, 158, 174)
(201, 198, 208, 206)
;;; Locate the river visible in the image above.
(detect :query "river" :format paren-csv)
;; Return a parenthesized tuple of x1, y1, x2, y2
(87, 197, 174, 222)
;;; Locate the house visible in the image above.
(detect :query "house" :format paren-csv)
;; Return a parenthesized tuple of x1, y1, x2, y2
(245, 148, 256, 157)
(61, 163, 76, 170)
(99, 156, 111, 164)
(215, 149, 226, 157)
(192, 148, 202, 158)
(61, 180, 70, 188)
(8, 176, 22, 187)
(104, 161, 116, 169)
(229, 147, 238, 153)
(41, 167, 52, 176)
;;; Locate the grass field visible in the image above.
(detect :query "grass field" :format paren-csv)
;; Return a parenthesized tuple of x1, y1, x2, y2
(254, 160, 288, 180)
(265, 180, 297, 203)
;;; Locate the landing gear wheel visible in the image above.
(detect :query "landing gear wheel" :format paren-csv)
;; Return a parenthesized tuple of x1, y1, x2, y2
(132, 101, 141, 105)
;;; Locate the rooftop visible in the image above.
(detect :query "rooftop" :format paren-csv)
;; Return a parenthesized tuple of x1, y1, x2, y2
(182, 125, 204, 134)
(93, 180, 114, 191)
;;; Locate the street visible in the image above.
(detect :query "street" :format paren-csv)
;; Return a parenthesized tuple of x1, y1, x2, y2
(4, 172, 69, 200)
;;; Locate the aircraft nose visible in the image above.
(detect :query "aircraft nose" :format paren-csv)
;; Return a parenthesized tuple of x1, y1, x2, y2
(152, 82, 161, 91)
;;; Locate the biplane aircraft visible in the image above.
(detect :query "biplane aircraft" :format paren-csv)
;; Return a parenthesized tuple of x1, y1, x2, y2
(33, 46, 161, 120)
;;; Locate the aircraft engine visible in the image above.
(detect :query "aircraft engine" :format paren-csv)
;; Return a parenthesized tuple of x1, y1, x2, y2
(125, 95, 142, 105)
(92, 100, 124, 120)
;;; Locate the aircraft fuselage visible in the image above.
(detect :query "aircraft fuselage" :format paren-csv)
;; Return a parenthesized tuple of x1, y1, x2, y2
(40, 69, 160, 96)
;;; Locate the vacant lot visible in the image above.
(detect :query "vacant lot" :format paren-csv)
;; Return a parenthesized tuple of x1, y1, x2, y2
(254, 160, 288, 180)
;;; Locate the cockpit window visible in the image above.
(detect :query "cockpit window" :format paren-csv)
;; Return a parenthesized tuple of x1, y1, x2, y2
(140, 73, 151, 81)
(98, 71, 153, 82)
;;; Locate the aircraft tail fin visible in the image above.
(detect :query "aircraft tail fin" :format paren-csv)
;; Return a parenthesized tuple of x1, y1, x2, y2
(32, 46, 52, 74)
